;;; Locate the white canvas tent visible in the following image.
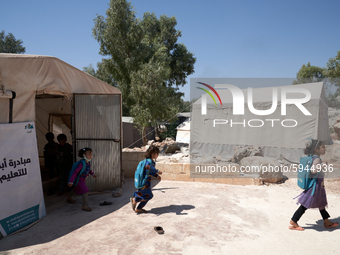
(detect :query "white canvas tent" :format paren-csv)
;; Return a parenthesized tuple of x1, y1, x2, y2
(176, 117, 190, 143)
(191, 82, 332, 162)
(0, 54, 122, 191)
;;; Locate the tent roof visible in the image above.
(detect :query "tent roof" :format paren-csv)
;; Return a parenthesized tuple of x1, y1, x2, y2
(0, 54, 120, 98)
(176, 118, 190, 131)
(0, 54, 121, 123)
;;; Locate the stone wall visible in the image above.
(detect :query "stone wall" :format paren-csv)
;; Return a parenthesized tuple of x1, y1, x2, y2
(122, 151, 145, 178)
(122, 151, 254, 185)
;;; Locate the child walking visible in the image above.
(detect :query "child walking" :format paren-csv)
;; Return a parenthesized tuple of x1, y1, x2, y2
(67, 148, 96, 212)
(289, 139, 338, 231)
(130, 145, 162, 213)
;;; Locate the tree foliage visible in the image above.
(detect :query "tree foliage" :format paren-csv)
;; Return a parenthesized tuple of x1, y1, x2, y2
(292, 62, 326, 84)
(83, 62, 118, 86)
(91, 0, 196, 144)
(325, 51, 340, 107)
(0, 30, 25, 54)
(327, 51, 340, 79)
(293, 52, 340, 108)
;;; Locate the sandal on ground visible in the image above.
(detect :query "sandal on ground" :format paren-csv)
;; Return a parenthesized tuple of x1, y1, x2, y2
(130, 197, 136, 211)
(66, 198, 75, 204)
(289, 225, 305, 231)
(100, 201, 112, 206)
(325, 222, 339, 229)
(154, 226, 164, 234)
(82, 207, 92, 212)
(135, 209, 147, 214)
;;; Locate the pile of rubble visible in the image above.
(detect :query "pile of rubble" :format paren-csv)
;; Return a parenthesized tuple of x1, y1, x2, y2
(332, 115, 340, 139)
(122, 138, 190, 163)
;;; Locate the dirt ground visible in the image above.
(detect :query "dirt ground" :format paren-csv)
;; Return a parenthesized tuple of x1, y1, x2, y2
(0, 178, 340, 255)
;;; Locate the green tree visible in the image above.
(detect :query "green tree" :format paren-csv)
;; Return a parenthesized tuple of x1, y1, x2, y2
(92, 0, 196, 144)
(292, 62, 326, 84)
(83, 62, 118, 86)
(0, 30, 25, 53)
(327, 51, 340, 79)
(325, 51, 340, 107)
(292, 56, 340, 108)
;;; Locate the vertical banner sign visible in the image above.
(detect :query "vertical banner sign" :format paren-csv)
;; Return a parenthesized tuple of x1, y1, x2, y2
(0, 122, 46, 237)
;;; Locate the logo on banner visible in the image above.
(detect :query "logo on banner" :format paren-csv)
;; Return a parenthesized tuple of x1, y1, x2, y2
(25, 123, 34, 133)
(196, 82, 312, 128)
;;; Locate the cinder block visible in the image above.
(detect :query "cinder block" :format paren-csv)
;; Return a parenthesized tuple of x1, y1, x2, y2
(170, 163, 184, 174)
(158, 163, 176, 174)
(161, 172, 175, 181)
(182, 163, 190, 174)
(122, 151, 145, 161)
(174, 174, 192, 182)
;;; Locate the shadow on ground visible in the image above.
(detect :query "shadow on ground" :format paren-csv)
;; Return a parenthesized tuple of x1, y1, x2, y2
(304, 216, 340, 232)
(148, 205, 195, 216)
(0, 179, 172, 252)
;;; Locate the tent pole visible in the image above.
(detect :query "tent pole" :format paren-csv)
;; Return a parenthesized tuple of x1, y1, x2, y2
(9, 91, 16, 123)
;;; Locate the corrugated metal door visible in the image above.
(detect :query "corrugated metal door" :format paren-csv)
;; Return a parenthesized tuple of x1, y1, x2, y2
(73, 94, 121, 191)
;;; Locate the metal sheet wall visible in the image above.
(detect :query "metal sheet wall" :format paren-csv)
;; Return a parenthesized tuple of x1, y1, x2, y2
(76, 140, 121, 190)
(74, 94, 121, 191)
(75, 95, 120, 139)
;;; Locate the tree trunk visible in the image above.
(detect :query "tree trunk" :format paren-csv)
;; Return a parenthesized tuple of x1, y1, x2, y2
(142, 126, 147, 146)
(155, 127, 160, 141)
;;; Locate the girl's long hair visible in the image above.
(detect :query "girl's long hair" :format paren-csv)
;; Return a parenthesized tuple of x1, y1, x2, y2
(145, 145, 160, 159)
(304, 139, 323, 155)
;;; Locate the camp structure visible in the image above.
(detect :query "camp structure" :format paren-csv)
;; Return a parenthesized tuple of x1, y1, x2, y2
(122, 116, 155, 148)
(191, 82, 332, 163)
(176, 117, 190, 144)
(0, 54, 122, 191)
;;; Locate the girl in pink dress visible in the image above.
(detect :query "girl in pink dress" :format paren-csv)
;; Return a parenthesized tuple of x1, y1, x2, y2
(67, 148, 96, 212)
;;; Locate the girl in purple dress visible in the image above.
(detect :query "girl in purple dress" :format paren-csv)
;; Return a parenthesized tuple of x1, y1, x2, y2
(67, 148, 96, 212)
(289, 139, 338, 231)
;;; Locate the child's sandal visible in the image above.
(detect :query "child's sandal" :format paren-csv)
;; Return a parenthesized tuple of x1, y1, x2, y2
(82, 207, 92, 212)
(325, 222, 339, 229)
(135, 209, 147, 214)
(130, 197, 136, 211)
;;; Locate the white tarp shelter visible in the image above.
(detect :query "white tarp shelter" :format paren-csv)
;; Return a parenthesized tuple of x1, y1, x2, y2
(0, 54, 122, 191)
(191, 82, 332, 162)
(176, 117, 190, 143)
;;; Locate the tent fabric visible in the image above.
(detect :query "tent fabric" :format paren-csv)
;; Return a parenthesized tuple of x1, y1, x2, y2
(176, 118, 190, 143)
(191, 82, 332, 162)
(0, 54, 120, 123)
(0, 54, 122, 163)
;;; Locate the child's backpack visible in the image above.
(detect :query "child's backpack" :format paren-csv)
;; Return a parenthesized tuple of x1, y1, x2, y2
(68, 159, 87, 186)
(297, 155, 320, 196)
(134, 158, 152, 189)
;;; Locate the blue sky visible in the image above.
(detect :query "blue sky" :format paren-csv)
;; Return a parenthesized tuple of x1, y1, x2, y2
(1, 0, 339, 100)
